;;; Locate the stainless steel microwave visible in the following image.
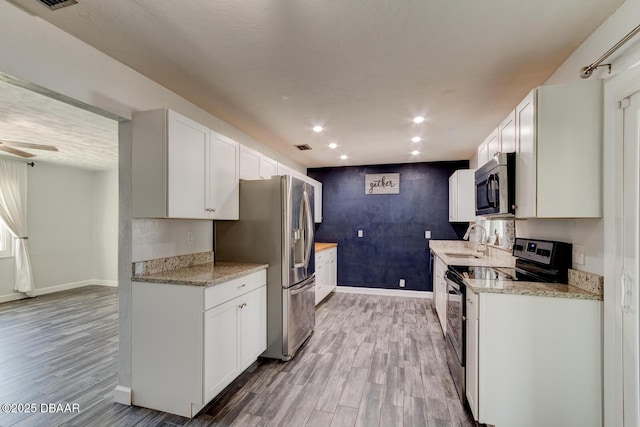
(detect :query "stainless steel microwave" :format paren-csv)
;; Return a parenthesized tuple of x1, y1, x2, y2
(475, 152, 515, 217)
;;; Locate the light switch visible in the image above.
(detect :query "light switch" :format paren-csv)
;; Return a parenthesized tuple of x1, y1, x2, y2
(425, 231, 431, 239)
(357, 230, 364, 238)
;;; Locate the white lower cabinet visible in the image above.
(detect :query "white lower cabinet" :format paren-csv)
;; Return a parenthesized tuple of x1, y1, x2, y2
(315, 247, 337, 305)
(465, 291, 602, 427)
(433, 254, 447, 334)
(465, 289, 479, 419)
(203, 298, 240, 402)
(132, 270, 266, 418)
(204, 285, 266, 402)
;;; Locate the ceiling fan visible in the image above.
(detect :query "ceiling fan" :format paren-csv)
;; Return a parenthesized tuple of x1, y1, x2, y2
(0, 140, 59, 158)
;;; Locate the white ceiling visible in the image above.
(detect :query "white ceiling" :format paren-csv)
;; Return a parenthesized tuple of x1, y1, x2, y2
(0, 79, 118, 170)
(8, 0, 625, 168)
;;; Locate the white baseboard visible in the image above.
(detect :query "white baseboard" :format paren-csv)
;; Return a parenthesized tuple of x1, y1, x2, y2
(335, 286, 433, 299)
(113, 385, 132, 406)
(0, 279, 118, 303)
(93, 280, 118, 287)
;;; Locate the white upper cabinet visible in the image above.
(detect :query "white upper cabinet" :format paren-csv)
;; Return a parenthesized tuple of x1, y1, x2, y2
(209, 131, 240, 220)
(239, 145, 277, 180)
(449, 169, 476, 222)
(239, 146, 261, 180)
(478, 128, 498, 167)
(132, 109, 240, 219)
(515, 80, 603, 218)
(260, 156, 278, 179)
(166, 111, 209, 218)
(498, 111, 516, 154)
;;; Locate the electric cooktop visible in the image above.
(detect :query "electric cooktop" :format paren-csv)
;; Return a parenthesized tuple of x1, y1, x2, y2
(448, 238, 573, 285)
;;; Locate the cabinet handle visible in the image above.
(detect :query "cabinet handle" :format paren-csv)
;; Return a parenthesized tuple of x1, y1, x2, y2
(237, 284, 246, 289)
(467, 298, 473, 304)
(238, 303, 247, 309)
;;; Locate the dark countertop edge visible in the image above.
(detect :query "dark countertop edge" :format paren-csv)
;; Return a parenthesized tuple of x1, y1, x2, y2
(131, 262, 268, 287)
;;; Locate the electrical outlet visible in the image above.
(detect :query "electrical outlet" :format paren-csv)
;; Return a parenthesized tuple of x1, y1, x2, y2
(573, 244, 585, 266)
(425, 230, 431, 239)
(357, 230, 364, 238)
(399, 279, 405, 288)
(187, 231, 194, 245)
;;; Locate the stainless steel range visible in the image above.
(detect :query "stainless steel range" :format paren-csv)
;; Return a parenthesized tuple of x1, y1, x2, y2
(443, 238, 573, 405)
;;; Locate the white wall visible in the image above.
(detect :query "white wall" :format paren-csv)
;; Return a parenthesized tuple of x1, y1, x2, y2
(0, 162, 118, 301)
(93, 169, 118, 282)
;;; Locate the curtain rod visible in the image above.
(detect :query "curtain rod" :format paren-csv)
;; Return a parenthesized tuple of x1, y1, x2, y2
(580, 23, 640, 78)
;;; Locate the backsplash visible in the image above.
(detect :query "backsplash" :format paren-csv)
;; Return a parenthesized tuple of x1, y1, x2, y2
(470, 218, 515, 251)
(133, 251, 213, 276)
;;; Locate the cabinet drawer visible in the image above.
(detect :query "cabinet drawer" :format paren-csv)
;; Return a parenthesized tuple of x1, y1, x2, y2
(205, 270, 266, 310)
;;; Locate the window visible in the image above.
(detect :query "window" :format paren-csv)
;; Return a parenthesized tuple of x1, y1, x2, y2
(0, 220, 13, 258)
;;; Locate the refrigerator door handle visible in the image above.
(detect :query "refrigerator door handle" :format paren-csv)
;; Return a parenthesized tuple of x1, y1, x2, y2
(303, 189, 314, 269)
(290, 276, 315, 295)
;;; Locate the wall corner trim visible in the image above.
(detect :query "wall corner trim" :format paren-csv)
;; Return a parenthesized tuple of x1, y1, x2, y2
(113, 386, 132, 406)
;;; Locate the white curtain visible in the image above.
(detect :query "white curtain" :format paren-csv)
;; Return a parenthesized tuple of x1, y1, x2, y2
(0, 159, 34, 296)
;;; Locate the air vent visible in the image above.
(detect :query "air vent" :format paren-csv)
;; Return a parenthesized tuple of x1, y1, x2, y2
(37, 0, 78, 10)
(295, 144, 312, 151)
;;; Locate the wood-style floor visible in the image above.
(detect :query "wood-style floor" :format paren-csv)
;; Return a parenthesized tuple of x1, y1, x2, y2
(0, 286, 475, 427)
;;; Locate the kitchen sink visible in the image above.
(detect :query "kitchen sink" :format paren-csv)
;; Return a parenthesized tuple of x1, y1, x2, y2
(444, 252, 483, 259)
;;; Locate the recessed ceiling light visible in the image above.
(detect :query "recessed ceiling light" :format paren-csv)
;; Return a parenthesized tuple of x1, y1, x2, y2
(411, 150, 420, 155)
(340, 154, 348, 160)
(411, 136, 421, 143)
(413, 116, 425, 124)
(329, 143, 338, 149)
(312, 125, 324, 133)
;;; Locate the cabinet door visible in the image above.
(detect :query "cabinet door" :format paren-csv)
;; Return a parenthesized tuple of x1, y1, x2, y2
(466, 290, 479, 420)
(329, 248, 337, 289)
(209, 132, 239, 220)
(499, 111, 516, 153)
(434, 256, 447, 334)
(167, 111, 209, 218)
(240, 286, 267, 370)
(515, 90, 537, 218)
(204, 299, 240, 402)
(259, 156, 278, 179)
(315, 252, 326, 305)
(477, 142, 489, 167)
(239, 146, 261, 180)
(449, 174, 457, 221)
(485, 128, 500, 159)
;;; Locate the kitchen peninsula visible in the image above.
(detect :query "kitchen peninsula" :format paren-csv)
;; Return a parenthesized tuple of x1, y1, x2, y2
(130, 252, 268, 417)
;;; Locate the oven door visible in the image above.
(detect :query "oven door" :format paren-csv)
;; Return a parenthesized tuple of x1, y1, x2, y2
(445, 274, 465, 364)
(445, 271, 466, 401)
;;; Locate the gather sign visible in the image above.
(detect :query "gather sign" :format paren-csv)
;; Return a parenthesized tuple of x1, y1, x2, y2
(365, 173, 400, 195)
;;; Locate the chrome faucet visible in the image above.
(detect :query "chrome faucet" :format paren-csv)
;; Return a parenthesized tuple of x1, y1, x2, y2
(463, 224, 488, 255)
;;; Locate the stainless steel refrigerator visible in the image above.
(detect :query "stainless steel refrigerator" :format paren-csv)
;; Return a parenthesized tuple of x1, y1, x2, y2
(216, 175, 315, 361)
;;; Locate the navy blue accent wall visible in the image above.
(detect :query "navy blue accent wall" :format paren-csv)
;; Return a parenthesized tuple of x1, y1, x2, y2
(308, 161, 469, 291)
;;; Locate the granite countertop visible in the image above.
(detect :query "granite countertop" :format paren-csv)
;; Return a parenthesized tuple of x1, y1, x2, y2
(430, 240, 603, 301)
(463, 273, 602, 301)
(316, 242, 338, 252)
(429, 240, 515, 267)
(131, 261, 268, 287)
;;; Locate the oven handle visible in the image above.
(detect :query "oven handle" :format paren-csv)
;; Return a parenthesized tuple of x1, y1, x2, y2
(444, 271, 462, 293)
